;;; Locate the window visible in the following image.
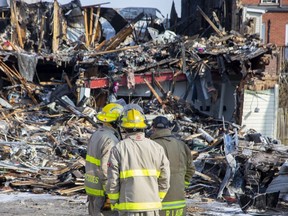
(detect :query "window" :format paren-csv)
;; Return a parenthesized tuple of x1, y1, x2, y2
(261, 0, 278, 3)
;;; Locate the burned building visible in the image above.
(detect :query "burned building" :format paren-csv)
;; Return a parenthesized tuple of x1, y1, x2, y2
(1, 2, 288, 215)
(180, 0, 240, 36)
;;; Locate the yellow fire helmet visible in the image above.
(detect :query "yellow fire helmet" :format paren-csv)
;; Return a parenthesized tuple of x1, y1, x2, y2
(96, 103, 124, 123)
(121, 108, 147, 129)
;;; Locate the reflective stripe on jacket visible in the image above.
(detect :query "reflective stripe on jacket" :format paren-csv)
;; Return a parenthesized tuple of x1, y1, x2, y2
(85, 125, 120, 197)
(151, 128, 195, 210)
(106, 132, 170, 212)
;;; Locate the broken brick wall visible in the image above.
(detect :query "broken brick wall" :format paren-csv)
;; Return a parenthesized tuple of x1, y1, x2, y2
(264, 52, 278, 75)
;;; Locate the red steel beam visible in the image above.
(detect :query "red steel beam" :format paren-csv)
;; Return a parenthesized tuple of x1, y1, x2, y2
(85, 71, 187, 89)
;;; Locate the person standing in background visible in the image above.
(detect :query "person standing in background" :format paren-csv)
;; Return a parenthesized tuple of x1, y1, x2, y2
(150, 116, 195, 216)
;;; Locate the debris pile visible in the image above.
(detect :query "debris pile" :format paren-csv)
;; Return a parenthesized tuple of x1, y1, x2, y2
(0, 103, 97, 195)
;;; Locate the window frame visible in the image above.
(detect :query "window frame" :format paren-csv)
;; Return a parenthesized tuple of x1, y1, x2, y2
(260, 0, 279, 4)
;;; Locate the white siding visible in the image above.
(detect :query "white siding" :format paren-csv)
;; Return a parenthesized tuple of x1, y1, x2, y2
(242, 88, 278, 138)
(285, 24, 288, 46)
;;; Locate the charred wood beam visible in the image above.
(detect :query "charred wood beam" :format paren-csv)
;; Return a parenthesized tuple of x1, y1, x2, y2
(197, 5, 224, 37)
(38, 15, 47, 53)
(103, 12, 145, 51)
(212, 11, 223, 31)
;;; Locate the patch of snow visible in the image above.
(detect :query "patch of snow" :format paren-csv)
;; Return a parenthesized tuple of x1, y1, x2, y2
(0, 193, 86, 203)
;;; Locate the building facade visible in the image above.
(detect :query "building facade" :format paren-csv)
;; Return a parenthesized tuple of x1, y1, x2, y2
(242, 0, 288, 46)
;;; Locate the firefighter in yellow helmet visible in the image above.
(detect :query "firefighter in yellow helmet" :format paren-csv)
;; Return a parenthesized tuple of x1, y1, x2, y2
(106, 108, 171, 216)
(85, 103, 123, 216)
(150, 116, 195, 216)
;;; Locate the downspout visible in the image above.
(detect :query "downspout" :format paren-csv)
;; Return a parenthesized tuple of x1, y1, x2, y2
(267, 19, 271, 43)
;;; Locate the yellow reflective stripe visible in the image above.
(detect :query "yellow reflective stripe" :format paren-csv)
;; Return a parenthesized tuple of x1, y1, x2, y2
(159, 191, 167, 199)
(113, 202, 162, 210)
(162, 200, 186, 210)
(86, 154, 101, 166)
(111, 204, 116, 210)
(85, 186, 105, 196)
(107, 193, 120, 200)
(185, 181, 190, 186)
(120, 169, 160, 179)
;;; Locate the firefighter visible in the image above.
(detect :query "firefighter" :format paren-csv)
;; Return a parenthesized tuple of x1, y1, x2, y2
(106, 108, 170, 216)
(85, 103, 124, 216)
(150, 116, 195, 216)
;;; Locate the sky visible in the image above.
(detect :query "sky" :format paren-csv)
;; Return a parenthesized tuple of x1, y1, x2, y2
(80, 0, 181, 18)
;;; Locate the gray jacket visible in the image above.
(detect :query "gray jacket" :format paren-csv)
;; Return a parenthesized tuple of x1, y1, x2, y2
(85, 125, 120, 197)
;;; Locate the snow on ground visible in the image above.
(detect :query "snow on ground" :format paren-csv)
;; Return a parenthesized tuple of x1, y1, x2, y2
(0, 192, 88, 216)
(186, 197, 250, 216)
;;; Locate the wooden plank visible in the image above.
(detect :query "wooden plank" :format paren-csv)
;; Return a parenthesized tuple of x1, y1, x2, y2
(52, 167, 70, 175)
(104, 25, 133, 51)
(11, 180, 54, 188)
(12, 0, 24, 48)
(194, 171, 215, 183)
(52, 0, 60, 53)
(91, 6, 101, 46)
(39, 81, 65, 85)
(56, 186, 84, 195)
(103, 12, 144, 51)
(84, 8, 89, 46)
(144, 78, 163, 105)
(10, 0, 17, 47)
(185, 133, 202, 141)
(89, 7, 94, 44)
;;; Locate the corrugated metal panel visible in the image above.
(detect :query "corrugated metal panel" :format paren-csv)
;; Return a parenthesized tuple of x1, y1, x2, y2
(242, 89, 276, 137)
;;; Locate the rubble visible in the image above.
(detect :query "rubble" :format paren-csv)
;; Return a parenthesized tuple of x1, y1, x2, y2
(0, 0, 286, 215)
